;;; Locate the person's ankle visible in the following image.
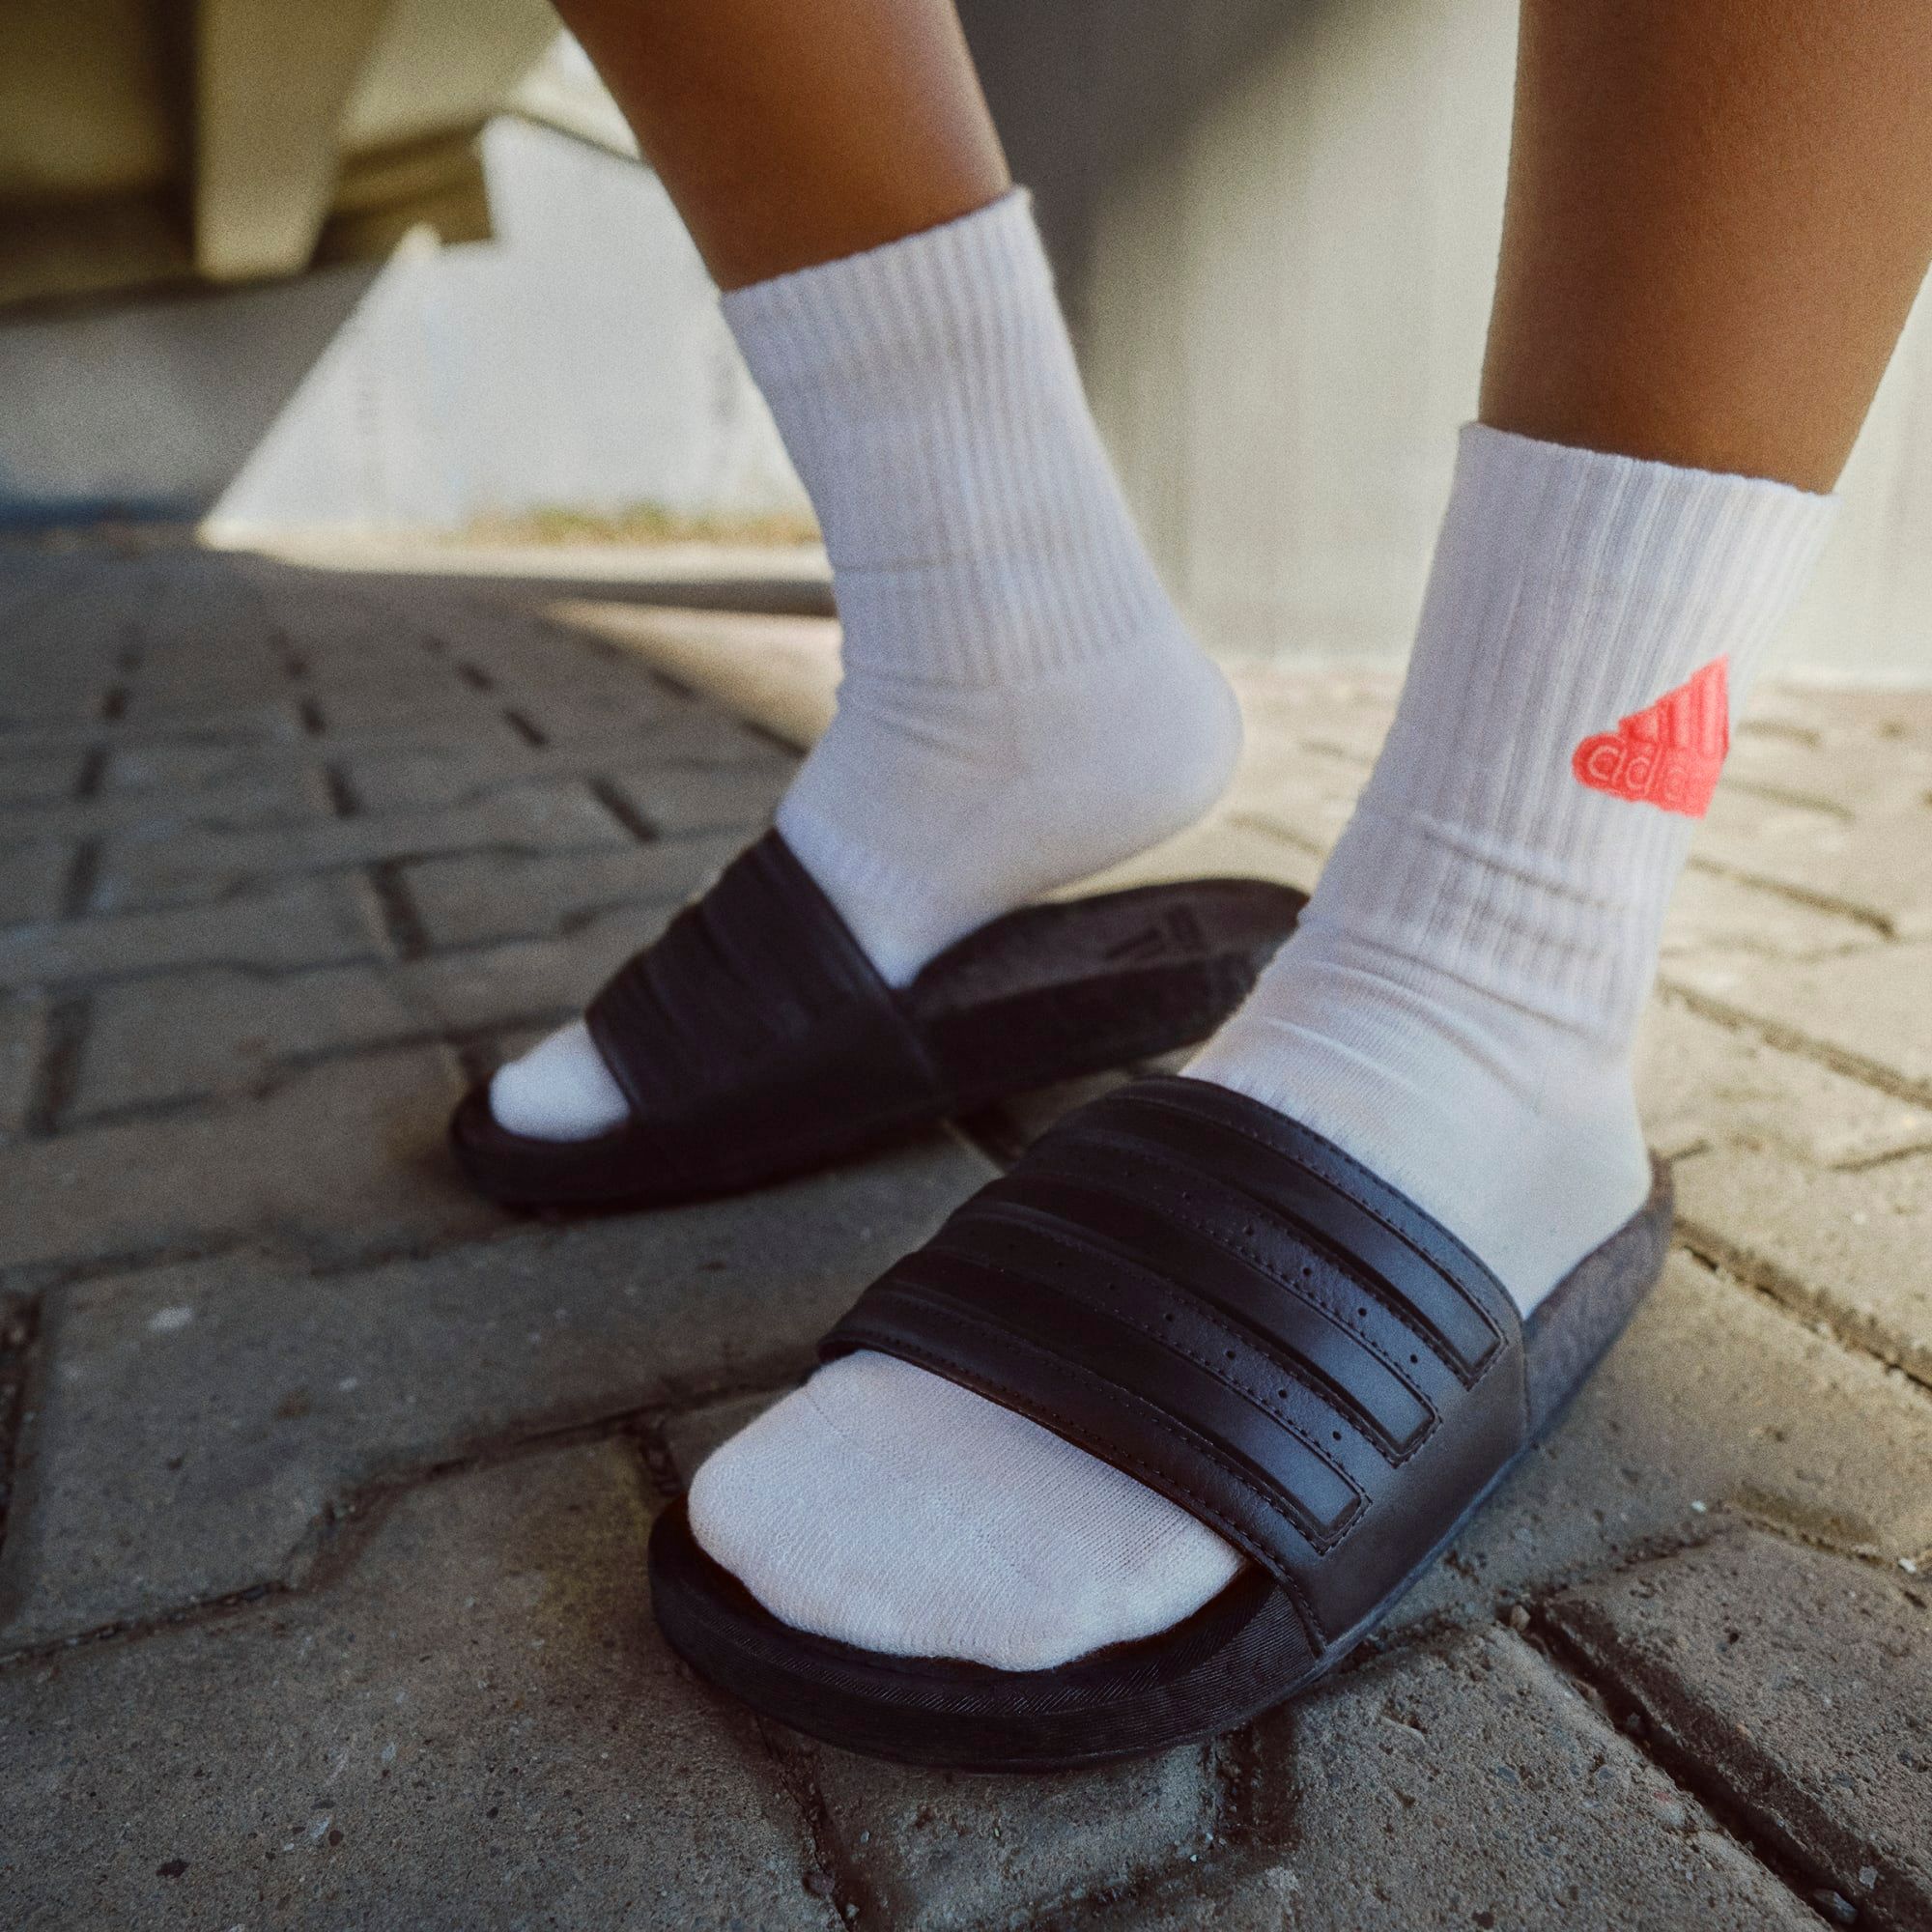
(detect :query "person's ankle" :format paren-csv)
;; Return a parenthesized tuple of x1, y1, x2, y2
(774, 614, 1241, 985)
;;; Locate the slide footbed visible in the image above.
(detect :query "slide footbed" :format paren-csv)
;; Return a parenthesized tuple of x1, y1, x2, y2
(450, 873, 1304, 1211)
(647, 1157, 1673, 1772)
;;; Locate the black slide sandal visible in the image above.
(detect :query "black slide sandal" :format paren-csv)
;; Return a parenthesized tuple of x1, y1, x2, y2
(450, 833, 1303, 1211)
(647, 1074, 1673, 1772)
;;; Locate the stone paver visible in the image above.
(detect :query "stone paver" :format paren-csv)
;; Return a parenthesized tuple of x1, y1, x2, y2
(91, 780, 632, 914)
(1, 543, 1927, 1928)
(1726, 699, 1932, 816)
(1661, 865, 1887, 962)
(1385, 1251, 1932, 1636)
(1691, 784, 1932, 939)
(0, 1442, 840, 1932)
(398, 908, 658, 1035)
(69, 911, 658, 1117)
(0, 1136, 988, 1647)
(341, 734, 789, 820)
(0, 750, 83, 807)
(808, 1741, 1220, 1932)
(1186, 1627, 1819, 1932)
(0, 1044, 494, 1280)
(660, 1385, 1232, 1931)
(2, 764, 331, 841)
(663, 1389, 787, 1486)
(1548, 1533, 1932, 1932)
(1635, 995, 1932, 1167)
(1667, 938, 1932, 1099)
(602, 760, 794, 835)
(8, 699, 308, 754)
(1216, 742, 1371, 858)
(74, 964, 436, 1117)
(105, 736, 318, 795)
(1674, 1143, 1932, 1381)
(2, 838, 72, 926)
(403, 834, 739, 950)
(0, 874, 387, 991)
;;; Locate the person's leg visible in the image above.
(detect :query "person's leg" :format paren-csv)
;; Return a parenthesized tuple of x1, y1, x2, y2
(695, 0, 1927, 1669)
(1481, 0, 1932, 493)
(493, 0, 1240, 1139)
(552, 0, 1008, 290)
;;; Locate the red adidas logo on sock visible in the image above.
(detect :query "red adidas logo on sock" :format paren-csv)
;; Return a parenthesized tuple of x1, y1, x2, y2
(1571, 656, 1729, 817)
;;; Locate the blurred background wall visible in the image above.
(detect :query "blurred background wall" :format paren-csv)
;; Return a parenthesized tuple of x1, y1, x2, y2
(3, 0, 1930, 681)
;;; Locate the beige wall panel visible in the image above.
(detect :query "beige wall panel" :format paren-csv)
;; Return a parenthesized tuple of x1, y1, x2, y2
(340, 0, 560, 155)
(193, 0, 390, 281)
(0, 0, 180, 198)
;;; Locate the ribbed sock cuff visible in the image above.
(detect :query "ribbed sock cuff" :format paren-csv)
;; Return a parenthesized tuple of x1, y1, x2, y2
(720, 188, 1178, 684)
(1308, 423, 1837, 1041)
(1447, 424, 1836, 706)
(721, 188, 1061, 403)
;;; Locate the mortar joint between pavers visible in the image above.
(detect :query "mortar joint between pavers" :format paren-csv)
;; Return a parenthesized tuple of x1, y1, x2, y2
(1684, 856, 1899, 943)
(322, 762, 361, 820)
(365, 858, 431, 961)
(502, 707, 549, 749)
(23, 993, 89, 1137)
(0, 1234, 261, 1310)
(1723, 777, 1861, 824)
(587, 777, 660, 846)
(0, 939, 390, 1001)
(749, 1713, 871, 1932)
(1009, 1786, 1260, 1932)
(48, 1016, 573, 1139)
(0, 1290, 43, 1569)
(639, 1371, 830, 1499)
(71, 745, 108, 803)
(1526, 1596, 1909, 1932)
(0, 1404, 671, 1670)
(1658, 976, 1932, 1112)
(1675, 1229, 1932, 1406)
(0, 1573, 295, 1677)
(58, 838, 101, 923)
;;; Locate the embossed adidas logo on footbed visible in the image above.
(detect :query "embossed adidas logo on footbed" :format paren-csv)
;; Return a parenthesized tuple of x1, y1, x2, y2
(1571, 656, 1730, 818)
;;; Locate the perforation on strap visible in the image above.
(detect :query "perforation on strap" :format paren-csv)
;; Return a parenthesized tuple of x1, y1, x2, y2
(991, 1151, 1444, 1455)
(1076, 1083, 1512, 1380)
(889, 1244, 1368, 1539)
(955, 1186, 1437, 1465)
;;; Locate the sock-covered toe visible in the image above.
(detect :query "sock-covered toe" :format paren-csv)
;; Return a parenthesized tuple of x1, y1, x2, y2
(489, 1019, 631, 1141)
(686, 1350, 1243, 1670)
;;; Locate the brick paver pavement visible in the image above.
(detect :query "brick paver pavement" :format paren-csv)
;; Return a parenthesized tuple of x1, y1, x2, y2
(0, 537, 1927, 1932)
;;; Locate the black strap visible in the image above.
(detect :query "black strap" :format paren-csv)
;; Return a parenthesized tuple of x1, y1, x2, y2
(586, 832, 945, 1146)
(823, 1074, 1528, 1647)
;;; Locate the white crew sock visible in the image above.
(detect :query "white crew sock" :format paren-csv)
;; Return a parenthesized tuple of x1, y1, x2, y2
(492, 190, 1239, 1140)
(690, 425, 1834, 1669)
(1192, 425, 1834, 1315)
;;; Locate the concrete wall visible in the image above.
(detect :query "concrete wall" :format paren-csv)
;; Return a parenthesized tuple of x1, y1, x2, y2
(0, 115, 802, 534)
(210, 119, 801, 533)
(965, 0, 1932, 685)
